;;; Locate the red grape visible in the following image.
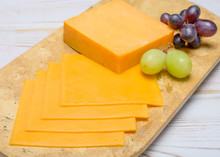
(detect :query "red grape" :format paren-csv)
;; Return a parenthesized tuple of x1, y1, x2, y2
(180, 24, 197, 42)
(160, 13, 170, 25)
(189, 35, 201, 48)
(168, 14, 184, 30)
(180, 9, 186, 21)
(173, 34, 186, 48)
(185, 5, 201, 23)
(195, 19, 217, 37)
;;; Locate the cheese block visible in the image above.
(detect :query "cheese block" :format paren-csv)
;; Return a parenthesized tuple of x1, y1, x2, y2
(64, 0, 174, 73)
(10, 77, 124, 147)
(42, 62, 148, 119)
(26, 68, 136, 132)
(61, 54, 163, 107)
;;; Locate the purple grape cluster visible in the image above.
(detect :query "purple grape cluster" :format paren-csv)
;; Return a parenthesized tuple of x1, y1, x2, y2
(160, 5, 218, 49)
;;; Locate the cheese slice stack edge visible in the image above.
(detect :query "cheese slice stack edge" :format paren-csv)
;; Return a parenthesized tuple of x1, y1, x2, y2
(42, 62, 149, 120)
(10, 79, 125, 147)
(26, 68, 137, 133)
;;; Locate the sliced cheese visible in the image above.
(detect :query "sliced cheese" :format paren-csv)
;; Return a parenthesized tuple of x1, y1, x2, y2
(26, 67, 136, 132)
(10, 76, 124, 147)
(61, 54, 163, 107)
(42, 62, 148, 119)
(64, 0, 174, 73)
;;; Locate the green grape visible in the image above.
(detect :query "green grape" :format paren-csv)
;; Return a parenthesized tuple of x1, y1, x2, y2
(140, 49, 165, 75)
(165, 50, 192, 78)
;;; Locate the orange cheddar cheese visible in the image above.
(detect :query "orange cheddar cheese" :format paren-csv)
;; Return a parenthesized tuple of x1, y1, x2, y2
(61, 54, 163, 106)
(64, 0, 174, 73)
(26, 69, 136, 132)
(42, 62, 148, 119)
(10, 77, 124, 147)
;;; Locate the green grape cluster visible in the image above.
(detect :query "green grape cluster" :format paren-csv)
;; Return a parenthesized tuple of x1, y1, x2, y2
(140, 49, 192, 78)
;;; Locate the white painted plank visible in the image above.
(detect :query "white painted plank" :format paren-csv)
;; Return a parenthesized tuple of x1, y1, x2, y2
(144, 99, 220, 156)
(0, 0, 100, 69)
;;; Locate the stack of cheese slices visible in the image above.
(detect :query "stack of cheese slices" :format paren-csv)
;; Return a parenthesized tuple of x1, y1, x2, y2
(10, 0, 174, 147)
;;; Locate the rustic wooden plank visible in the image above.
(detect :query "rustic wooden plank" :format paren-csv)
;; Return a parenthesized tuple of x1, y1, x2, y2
(0, 152, 7, 157)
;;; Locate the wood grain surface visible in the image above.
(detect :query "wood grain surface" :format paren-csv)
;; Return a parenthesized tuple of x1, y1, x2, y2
(0, 0, 220, 156)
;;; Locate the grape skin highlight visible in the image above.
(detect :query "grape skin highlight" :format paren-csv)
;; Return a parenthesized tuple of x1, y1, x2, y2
(180, 24, 197, 42)
(140, 49, 165, 75)
(195, 19, 218, 37)
(189, 35, 201, 48)
(168, 14, 184, 30)
(185, 5, 201, 23)
(180, 9, 186, 21)
(160, 13, 170, 25)
(173, 34, 186, 49)
(165, 50, 192, 78)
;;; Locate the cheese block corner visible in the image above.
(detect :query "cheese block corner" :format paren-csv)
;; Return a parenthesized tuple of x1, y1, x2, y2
(63, 0, 174, 73)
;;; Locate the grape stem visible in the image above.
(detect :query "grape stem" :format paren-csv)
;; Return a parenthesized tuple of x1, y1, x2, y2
(162, 42, 173, 54)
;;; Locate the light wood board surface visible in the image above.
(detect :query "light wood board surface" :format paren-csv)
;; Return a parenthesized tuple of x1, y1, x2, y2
(0, 0, 220, 156)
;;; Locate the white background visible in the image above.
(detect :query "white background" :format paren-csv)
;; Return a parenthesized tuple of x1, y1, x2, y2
(0, 0, 220, 156)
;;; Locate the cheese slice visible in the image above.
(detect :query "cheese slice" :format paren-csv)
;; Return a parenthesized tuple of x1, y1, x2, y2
(42, 62, 148, 119)
(61, 54, 163, 107)
(10, 77, 124, 147)
(26, 67, 136, 132)
(64, 0, 174, 73)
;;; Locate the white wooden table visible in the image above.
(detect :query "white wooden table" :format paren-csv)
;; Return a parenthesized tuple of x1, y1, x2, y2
(0, 0, 220, 156)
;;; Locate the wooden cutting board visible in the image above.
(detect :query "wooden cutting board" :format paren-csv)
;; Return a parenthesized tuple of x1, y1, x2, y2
(0, 0, 219, 156)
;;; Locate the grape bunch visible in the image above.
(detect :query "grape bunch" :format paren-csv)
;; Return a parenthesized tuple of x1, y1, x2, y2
(160, 5, 218, 49)
(140, 49, 192, 78)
